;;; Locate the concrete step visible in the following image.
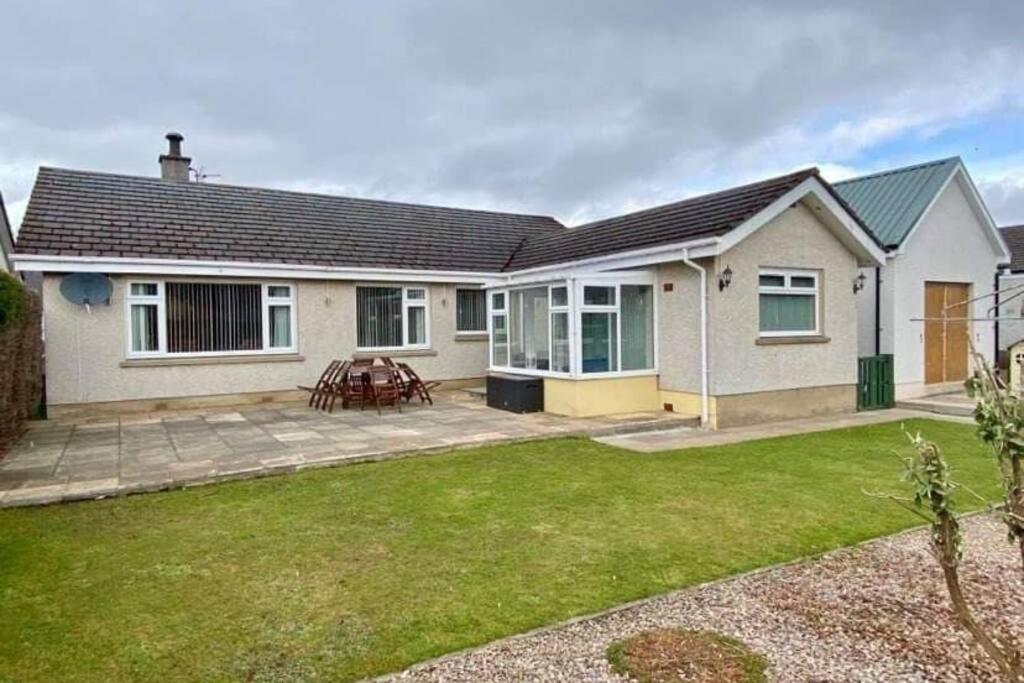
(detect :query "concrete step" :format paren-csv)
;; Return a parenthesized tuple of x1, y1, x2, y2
(460, 386, 487, 400)
(896, 395, 976, 418)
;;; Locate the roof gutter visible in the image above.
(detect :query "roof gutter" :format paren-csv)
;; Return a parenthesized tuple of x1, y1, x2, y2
(10, 254, 501, 285)
(488, 236, 722, 288)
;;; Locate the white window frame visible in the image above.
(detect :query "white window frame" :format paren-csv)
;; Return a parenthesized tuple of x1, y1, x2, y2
(455, 286, 488, 335)
(355, 284, 431, 352)
(487, 271, 657, 379)
(124, 279, 297, 358)
(757, 268, 820, 337)
(263, 283, 298, 353)
(125, 280, 166, 358)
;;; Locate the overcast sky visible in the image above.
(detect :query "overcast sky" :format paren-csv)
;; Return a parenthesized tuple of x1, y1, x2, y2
(2, 1, 1023, 236)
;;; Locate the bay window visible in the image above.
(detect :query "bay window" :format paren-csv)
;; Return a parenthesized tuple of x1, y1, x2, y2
(758, 269, 819, 336)
(489, 275, 655, 377)
(126, 280, 296, 357)
(356, 285, 429, 350)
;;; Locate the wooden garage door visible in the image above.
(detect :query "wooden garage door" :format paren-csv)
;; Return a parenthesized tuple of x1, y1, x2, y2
(924, 282, 970, 384)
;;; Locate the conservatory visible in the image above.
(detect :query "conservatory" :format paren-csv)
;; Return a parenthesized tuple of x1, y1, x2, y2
(486, 271, 657, 379)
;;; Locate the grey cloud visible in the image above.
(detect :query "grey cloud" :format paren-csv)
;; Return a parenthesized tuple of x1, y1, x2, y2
(981, 179, 1024, 227)
(1, 0, 1023, 231)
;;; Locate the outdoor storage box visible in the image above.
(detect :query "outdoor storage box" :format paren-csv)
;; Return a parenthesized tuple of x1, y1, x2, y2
(486, 373, 544, 413)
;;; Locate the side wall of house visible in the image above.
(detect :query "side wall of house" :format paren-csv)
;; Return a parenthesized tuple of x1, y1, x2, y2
(652, 202, 862, 426)
(889, 175, 1002, 399)
(855, 262, 897, 358)
(709, 202, 861, 395)
(42, 276, 488, 409)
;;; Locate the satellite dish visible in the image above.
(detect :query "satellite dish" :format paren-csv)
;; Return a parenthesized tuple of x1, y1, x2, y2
(60, 273, 112, 311)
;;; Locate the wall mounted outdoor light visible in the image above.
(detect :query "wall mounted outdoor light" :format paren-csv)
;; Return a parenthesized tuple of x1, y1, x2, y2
(718, 266, 733, 291)
(853, 272, 867, 294)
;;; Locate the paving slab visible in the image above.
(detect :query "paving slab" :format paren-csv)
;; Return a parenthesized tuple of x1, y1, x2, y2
(0, 394, 690, 508)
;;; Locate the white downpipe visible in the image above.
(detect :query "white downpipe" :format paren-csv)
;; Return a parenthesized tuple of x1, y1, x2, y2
(682, 249, 710, 429)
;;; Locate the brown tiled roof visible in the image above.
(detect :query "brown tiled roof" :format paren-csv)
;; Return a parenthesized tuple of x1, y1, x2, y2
(1001, 225, 1024, 273)
(15, 165, 865, 275)
(505, 168, 826, 270)
(15, 167, 565, 272)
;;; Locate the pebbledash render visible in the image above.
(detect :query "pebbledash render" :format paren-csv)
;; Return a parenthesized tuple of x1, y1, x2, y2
(14, 133, 887, 427)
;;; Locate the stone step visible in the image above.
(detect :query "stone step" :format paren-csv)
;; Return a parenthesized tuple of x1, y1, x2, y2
(895, 396, 975, 418)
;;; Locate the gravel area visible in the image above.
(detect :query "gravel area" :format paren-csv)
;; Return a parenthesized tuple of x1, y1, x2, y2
(381, 515, 1024, 682)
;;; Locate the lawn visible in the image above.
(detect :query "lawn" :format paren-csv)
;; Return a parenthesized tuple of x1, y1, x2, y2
(0, 418, 1001, 682)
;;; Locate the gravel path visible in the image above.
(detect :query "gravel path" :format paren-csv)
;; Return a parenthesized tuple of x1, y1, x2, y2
(382, 515, 1024, 682)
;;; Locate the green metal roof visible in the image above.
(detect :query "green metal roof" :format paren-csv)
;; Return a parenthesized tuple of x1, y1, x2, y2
(834, 157, 960, 248)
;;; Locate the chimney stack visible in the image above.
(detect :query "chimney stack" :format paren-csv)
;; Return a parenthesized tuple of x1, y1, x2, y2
(159, 132, 191, 181)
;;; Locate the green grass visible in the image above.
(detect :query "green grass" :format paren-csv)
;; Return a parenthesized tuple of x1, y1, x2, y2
(0, 418, 1000, 682)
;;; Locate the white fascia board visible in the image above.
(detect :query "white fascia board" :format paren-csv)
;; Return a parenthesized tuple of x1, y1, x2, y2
(716, 176, 886, 267)
(11, 254, 499, 284)
(488, 237, 720, 288)
(954, 164, 1012, 262)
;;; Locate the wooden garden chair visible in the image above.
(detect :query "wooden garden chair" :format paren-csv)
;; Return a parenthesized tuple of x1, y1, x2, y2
(364, 365, 402, 415)
(298, 359, 344, 408)
(397, 362, 440, 405)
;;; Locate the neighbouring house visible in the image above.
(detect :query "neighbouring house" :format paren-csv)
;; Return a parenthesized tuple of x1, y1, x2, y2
(996, 224, 1024, 353)
(834, 158, 1010, 400)
(13, 133, 886, 427)
(0, 190, 14, 274)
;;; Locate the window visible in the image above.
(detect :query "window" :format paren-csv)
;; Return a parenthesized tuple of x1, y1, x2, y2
(491, 292, 509, 366)
(758, 269, 819, 336)
(620, 284, 654, 370)
(550, 285, 570, 373)
(508, 287, 550, 370)
(127, 282, 161, 355)
(581, 312, 618, 373)
(126, 281, 295, 357)
(580, 282, 654, 374)
(266, 285, 294, 350)
(456, 289, 487, 333)
(356, 286, 429, 350)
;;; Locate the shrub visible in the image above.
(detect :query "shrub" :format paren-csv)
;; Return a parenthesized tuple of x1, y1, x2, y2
(0, 271, 25, 328)
(0, 275, 42, 454)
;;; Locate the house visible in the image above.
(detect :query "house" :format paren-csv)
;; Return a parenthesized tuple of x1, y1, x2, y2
(13, 133, 886, 427)
(0, 190, 14, 274)
(996, 224, 1024, 352)
(834, 158, 1010, 399)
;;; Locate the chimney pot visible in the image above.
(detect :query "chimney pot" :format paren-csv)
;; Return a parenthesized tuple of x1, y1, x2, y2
(159, 131, 191, 181)
(165, 132, 184, 157)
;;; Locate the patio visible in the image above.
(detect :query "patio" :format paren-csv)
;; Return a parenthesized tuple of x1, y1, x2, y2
(0, 393, 689, 508)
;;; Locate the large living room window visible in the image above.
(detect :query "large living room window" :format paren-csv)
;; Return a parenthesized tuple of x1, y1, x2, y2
(758, 269, 819, 336)
(356, 285, 429, 351)
(488, 275, 655, 377)
(126, 280, 296, 357)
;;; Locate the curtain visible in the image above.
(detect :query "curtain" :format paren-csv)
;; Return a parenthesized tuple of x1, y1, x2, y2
(130, 304, 158, 352)
(621, 285, 654, 370)
(456, 290, 486, 332)
(269, 305, 292, 348)
(165, 282, 262, 353)
(759, 293, 815, 333)
(357, 286, 403, 348)
(407, 306, 426, 345)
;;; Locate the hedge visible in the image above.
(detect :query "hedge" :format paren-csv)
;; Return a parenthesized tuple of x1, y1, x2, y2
(0, 272, 43, 455)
